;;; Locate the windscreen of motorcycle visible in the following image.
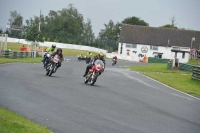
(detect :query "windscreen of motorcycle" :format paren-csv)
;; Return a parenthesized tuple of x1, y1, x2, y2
(46, 52, 52, 57)
(94, 60, 104, 68)
(53, 54, 60, 63)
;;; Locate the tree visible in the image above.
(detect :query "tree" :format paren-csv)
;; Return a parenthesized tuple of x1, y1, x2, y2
(122, 16, 149, 26)
(82, 18, 95, 46)
(8, 10, 23, 38)
(97, 20, 119, 51)
(160, 16, 178, 29)
(25, 25, 43, 44)
(160, 24, 178, 29)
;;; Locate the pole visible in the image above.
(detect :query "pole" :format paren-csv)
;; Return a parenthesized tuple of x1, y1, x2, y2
(191, 39, 193, 49)
(39, 9, 41, 32)
(39, 23, 40, 31)
(5, 34, 7, 50)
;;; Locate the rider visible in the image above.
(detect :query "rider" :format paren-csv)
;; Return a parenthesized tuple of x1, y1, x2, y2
(43, 44, 56, 65)
(86, 51, 92, 58)
(79, 53, 84, 58)
(113, 56, 117, 64)
(50, 48, 64, 70)
(83, 52, 105, 77)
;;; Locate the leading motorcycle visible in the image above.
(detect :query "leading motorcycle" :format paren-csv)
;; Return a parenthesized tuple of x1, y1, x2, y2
(112, 59, 117, 66)
(84, 60, 104, 85)
(46, 54, 60, 76)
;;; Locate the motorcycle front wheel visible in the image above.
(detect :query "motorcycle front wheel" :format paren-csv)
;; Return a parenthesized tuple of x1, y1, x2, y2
(46, 70, 50, 75)
(91, 75, 97, 86)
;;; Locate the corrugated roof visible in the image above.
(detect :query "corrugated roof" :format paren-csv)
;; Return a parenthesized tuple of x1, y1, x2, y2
(120, 24, 200, 48)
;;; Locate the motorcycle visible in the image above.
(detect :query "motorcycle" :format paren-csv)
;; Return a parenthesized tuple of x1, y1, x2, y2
(77, 55, 86, 61)
(43, 52, 52, 68)
(46, 54, 60, 76)
(112, 59, 117, 66)
(84, 60, 104, 85)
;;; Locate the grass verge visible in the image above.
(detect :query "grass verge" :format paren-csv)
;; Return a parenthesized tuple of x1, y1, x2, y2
(0, 57, 42, 64)
(124, 63, 200, 98)
(0, 107, 51, 133)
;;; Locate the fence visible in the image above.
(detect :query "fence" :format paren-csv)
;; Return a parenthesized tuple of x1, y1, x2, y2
(148, 57, 170, 63)
(192, 66, 200, 82)
(0, 50, 39, 58)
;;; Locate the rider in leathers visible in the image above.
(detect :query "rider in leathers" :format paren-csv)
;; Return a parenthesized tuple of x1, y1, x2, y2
(83, 52, 105, 77)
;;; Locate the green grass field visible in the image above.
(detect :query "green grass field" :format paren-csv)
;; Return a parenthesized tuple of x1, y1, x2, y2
(124, 63, 200, 98)
(7, 42, 98, 56)
(187, 58, 200, 66)
(0, 107, 51, 133)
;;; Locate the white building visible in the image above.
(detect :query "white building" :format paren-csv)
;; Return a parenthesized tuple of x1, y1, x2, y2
(115, 24, 200, 63)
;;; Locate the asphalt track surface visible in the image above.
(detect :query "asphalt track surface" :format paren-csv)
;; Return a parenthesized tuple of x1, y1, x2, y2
(0, 57, 200, 133)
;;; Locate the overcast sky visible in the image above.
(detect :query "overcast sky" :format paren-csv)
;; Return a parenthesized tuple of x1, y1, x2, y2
(0, 0, 200, 36)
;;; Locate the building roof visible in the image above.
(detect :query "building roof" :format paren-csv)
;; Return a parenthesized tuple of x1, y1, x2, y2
(119, 24, 200, 49)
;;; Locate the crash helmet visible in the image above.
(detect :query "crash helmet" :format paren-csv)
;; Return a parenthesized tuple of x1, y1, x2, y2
(98, 52, 104, 60)
(52, 44, 56, 49)
(57, 48, 62, 53)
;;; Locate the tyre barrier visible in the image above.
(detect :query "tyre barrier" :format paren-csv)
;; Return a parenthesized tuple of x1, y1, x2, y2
(192, 66, 200, 82)
(167, 61, 172, 70)
(167, 61, 195, 72)
(148, 57, 170, 63)
(179, 63, 194, 72)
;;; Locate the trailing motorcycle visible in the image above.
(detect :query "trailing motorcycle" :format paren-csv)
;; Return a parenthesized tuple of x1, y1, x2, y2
(77, 55, 86, 61)
(46, 54, 60, 76)
(84, 60, 104, 85)
(43, 52, 52, 69)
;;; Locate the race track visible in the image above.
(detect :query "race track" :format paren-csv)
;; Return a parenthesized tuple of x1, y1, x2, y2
(0, 57, 200, 133)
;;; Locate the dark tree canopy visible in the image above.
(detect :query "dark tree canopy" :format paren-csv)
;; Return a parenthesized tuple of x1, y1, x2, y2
(122, 16, 149, 26)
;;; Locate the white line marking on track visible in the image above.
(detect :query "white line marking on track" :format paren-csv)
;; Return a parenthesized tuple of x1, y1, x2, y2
(171, 93, 193, 100)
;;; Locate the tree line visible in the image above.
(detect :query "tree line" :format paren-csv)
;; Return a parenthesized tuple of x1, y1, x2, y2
(1, 4, 184, 51)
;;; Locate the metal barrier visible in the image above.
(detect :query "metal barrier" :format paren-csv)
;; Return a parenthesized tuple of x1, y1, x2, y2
(192, 66, 200, 82)
(0, 51, 39, 58)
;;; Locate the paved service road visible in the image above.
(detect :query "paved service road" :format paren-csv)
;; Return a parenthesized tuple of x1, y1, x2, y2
(0, 57, 200, 133)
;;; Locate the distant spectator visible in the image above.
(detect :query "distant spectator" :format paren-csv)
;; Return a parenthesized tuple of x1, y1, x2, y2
(44, 47, 47, 52)
(20, 45, 26, 52)
(37, 47, 42, 57)
(37, 47, 41, 52)
(193, 48, 196, 58)
(143, 54, 147, 63)
(26, 46, 31, 52)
